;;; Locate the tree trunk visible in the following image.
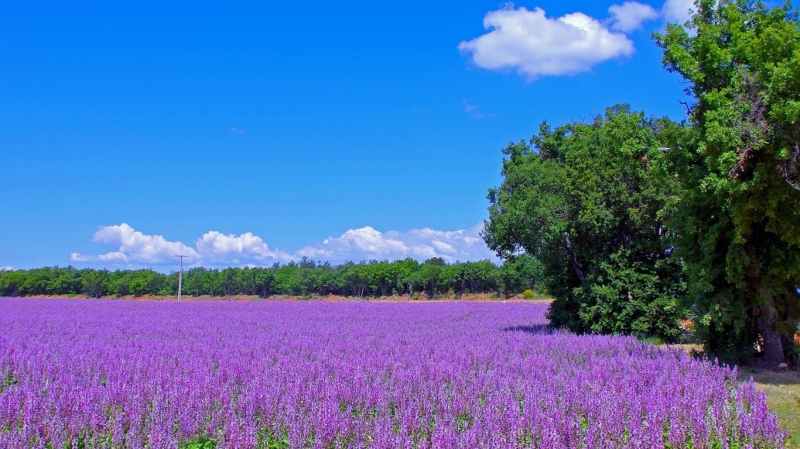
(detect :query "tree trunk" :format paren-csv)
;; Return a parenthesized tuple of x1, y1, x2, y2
(756, 314, 785, 366)
(562, 235, 586, 285)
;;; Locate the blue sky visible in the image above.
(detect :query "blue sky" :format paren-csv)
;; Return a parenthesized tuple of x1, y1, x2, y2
(1, 0, 695, 270)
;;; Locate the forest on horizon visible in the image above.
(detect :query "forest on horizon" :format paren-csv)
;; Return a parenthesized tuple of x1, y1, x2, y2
(0, 256, 542, 299)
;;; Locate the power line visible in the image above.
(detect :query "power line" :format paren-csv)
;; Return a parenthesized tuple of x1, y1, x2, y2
(174, 255, 189, 301)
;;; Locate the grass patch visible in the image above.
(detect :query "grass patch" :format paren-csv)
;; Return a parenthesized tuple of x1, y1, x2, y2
(178, 436, 217, 449)
(668, 343, 798, 447)
(745, 369, 800, 448)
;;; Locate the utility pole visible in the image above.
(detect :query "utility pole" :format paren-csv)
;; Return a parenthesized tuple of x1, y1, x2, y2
(174, 255, 189, 301)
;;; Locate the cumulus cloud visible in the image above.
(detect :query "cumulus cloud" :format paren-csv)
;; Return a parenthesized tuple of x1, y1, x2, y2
(458, 4, 636, 79)
(70, 224, 198, 264)
(662, 0, 695, 24)
(196, 231, 291, 264)
(71, 223, 495, 267)
(1, 266, 12, 271)
(609, 2, 659, 32)
(70, 224, 287, 266)
(296, 224, 495, 263)
(459, 1, 701, 80)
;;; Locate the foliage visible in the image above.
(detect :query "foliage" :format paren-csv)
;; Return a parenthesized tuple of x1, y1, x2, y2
(178, 437, 217, 449)
(499, 254, 543, 297)
(483, 106, 686, 342)
(522, 289, 536, 300)
(0, 300, 785, 448)
(0, 257, 542, 299)
(655, 0, 800, 363)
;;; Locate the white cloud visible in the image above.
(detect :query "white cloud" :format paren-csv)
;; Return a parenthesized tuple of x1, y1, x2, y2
(297, 224, 495, 263)
(609, 2, 659, 32)
(97, 252, 129, 263)
(71, 223, 496, 267)
(0, 266, 12, 271)
(69, 253, 92, 262)
(195, 231, 291, 263)
(71, 223, 198, 264)
(463, 100, 495, 119)
(296, 227, 408, 260)
(458, 4, 636, 80)
(662, 0, 695, 24)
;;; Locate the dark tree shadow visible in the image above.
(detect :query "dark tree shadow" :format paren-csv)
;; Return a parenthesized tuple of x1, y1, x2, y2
(743, 368, 800, 386)
(503, 324, 553, 335)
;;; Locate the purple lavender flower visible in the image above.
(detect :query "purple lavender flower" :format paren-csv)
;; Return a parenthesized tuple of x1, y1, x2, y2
(0, 299, 786, 448)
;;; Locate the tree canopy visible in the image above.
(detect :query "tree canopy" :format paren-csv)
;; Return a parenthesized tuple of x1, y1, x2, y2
(0, 256, 543, 300)
(483, 0, 800, 364)
(656, 0, 800, 364)
(483, 106, 686, 342)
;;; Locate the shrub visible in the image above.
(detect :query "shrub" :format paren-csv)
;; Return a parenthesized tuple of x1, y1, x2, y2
(522, 289, 535, 299)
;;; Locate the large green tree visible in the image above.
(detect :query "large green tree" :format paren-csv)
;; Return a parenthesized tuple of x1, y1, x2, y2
(656, 0, 800, 364)
(483, 106, 686, 341)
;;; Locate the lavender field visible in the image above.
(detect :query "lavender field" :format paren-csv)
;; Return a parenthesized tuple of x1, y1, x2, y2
(0, 299, 786, 448)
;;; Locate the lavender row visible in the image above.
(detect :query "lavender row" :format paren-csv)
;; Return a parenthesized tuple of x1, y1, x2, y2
(0, 299, 785, 448)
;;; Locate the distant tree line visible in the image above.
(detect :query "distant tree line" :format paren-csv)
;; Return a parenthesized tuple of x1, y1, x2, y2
(0, 256, 544, 299)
